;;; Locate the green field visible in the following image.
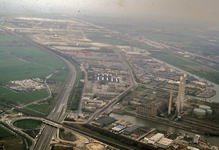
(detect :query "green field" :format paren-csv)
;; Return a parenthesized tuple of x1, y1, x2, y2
(67, 60, 83, 110)
(124, 106, 134, 111)
(13, 119, 42, 129)
(0, 32, 67, 105)
(0, 33, 22, 44)
(25, 93, 58, 114)
(26, 103, 50, 114)
(0, 63, 54, 83)
(151, 52, 197, 66)
(49, 69, 69, 82)
(4, 89, 48, 104)
(72, 61, 83, 88)
(0, 125, 25, 150)
(0, 125, 14, 137)
(1, 137, 25, 150)
(0, 46, 65, 70)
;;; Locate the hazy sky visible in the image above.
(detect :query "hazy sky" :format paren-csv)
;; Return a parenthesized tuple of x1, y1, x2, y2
(1, 0, 219, 22)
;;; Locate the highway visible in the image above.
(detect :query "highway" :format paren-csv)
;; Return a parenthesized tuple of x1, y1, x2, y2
(34, 55, 76, 150)
(0, 27, 77, 150)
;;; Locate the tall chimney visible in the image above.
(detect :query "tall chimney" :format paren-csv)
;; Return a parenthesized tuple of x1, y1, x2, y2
(177, 76, 183, 114)
(168, 89, 173, 115)
(180, 74, 187, 111)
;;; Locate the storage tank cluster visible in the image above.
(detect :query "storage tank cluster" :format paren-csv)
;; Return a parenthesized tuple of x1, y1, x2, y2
(193, 105, 212, 116)
(96, 74, 120, 83)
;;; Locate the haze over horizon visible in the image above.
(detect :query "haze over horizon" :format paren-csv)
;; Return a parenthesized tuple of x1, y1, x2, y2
(1, 0, 219, 23)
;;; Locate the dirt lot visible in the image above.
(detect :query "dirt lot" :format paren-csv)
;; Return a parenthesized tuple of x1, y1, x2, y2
(86, 143, 104, 150)
(60, 130, 78, 142)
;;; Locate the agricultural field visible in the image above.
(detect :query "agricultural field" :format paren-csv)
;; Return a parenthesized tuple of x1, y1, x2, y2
(48, 69, 69, 83)
(25, 93, 58, 114)
(13, 119, 42, 129)
(0, 86, 48, 104)
(0, 32, 67, 105)
(4, 89, 48, 104)
(26, 103, 50, 114)
(0, 33, 22, 44)
(0, 125, 14, 137)
(0, 137, 25, 150)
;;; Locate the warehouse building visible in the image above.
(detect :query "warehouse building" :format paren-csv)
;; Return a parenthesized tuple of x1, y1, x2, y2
(123, 125, 140, 135)
(93, 116, 115, 126)
(156, 137, 173, 148)
(112, 125, 126, 133)
(113, 119, 132, 127)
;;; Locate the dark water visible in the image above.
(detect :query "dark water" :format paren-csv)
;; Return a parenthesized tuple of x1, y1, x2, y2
(109, 113, 219, 147)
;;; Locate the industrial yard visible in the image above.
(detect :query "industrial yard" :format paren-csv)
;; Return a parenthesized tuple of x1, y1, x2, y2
(1, 14, 219, 150)
(90, 115, 218, 150)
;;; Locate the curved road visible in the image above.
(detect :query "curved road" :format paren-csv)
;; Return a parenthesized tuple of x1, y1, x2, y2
(1, 28, 77, 150)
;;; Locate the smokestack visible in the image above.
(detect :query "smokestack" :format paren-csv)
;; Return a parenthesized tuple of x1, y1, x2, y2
(177, 76, 183, 114)
(168, 89, 173, 115)
(176, 74, 187, 114)
(180, 74, 187, 111)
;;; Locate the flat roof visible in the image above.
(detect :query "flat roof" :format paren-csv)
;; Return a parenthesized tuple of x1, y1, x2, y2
(157, 137, 173, 146)
(112, 125, 125, 132)
(124, 125, 140, 134)
(95, 116, 115, 126)
(149, 133, 164, 142)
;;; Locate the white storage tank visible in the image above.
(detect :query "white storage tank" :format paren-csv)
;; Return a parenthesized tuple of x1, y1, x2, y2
(199, 105, 211, 111)
(207, 109, 213, 115)
(194, 108, 206, 116)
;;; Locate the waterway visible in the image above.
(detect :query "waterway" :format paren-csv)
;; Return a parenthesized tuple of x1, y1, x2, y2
(109, 113, 219, 147)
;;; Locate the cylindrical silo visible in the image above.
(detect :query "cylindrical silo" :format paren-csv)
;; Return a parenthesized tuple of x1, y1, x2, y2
(207, 109, 212, 115)
(199, 105, 211, 111)
(194, 108, 206, 116)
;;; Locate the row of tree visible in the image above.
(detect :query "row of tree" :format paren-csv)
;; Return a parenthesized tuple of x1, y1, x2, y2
(69, 81, 84, 111)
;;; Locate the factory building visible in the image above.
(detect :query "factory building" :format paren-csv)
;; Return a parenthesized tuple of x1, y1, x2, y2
(136, 100, 167, 116)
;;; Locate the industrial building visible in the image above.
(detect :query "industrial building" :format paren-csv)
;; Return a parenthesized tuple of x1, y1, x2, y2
(112, 125, 126, 133)
(92, 116, 115, 126)
(144, 133, 164, 145)
(136, 100, 167, 117)
(123, 125, 140, 135)
(156, 137, 173, 148)
(113, 120, 132, 127)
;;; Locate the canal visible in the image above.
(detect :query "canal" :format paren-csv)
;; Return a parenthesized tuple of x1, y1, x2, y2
(109, 113, 219, 147)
